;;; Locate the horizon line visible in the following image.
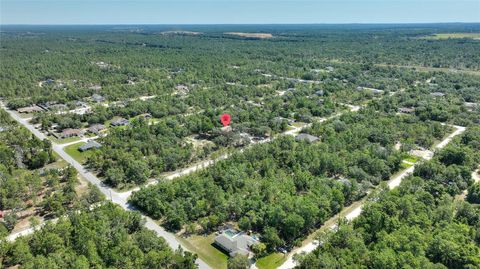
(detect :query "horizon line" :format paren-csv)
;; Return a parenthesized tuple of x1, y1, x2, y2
(2, 22, 480, 26)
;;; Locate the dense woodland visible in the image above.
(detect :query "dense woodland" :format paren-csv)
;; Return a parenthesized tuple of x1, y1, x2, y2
(1, 24, 480, 267)
(295, 127, 480, 269)
(0, 110, 99, 236)
(130, 109, 449, 249)
(1, 203, 198, 269)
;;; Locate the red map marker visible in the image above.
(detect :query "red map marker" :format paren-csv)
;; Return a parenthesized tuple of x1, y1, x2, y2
(220, 113, 231, 127)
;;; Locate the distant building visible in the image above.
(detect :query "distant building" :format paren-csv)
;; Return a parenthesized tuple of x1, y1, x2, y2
(39, 103, 67, 111)
(74, 101, 88, 108)
(57, 128, 83, 139)
(398, 107, 416, 114)
(92, 94, 105, 102)
(110, 117, 130, 127)
(78, 141, 102, 152)
(87, 124, 106, 134)
(295, 133, 320, 143)
(175, 84, 189, 91)
(214, 229, 259, 257)
(89, 85, 102, 91)
(464, 102, 478, 111)
(315, 90, 324, 96)
(17, 105, 44, 113)
(430, 92, 445, 97)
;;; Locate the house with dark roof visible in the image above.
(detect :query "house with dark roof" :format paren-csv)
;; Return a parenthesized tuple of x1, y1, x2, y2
(295, 133, 320, 143)
(110, 117, 130, 127)
(87, 124, 106, 134)
(214, 229, 259, 257)
(17, 105, 44, 113)
(79, 141, 102, 152)
(54, 128, 83, 139)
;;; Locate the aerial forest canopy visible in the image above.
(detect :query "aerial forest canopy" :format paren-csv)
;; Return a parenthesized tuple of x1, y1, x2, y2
(0, 24, 479, 269)
(295, 126, 480, 269)
(130, 109, 450, 248)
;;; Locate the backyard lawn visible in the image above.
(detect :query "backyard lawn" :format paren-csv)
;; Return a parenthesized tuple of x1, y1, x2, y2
(256, 253, 287, 269)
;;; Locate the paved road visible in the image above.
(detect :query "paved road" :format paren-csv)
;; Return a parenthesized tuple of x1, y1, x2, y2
(3, 102, 363, 269)
(277, 125, 466, 269)
(1, 104, 211, 269)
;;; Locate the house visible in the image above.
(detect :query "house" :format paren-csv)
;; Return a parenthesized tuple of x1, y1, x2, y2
(45, 78, 55, 85)
(39, 103, 67, 111)
(175, 84, 189, 91)
(398, 107, 416, 114)
(430, 92, 445, 97)
(110, 117, 130, 127)
(78, 141, 102, 152)
(92, 94, 105, 102)
(315, 90, 324, 96)
(214, 229, 259, 257)
(75, 101, 87, 107)
(54, 128, 83, 139)
(89, 85, 102, 91)
(295, 133, 320, 143)
(17, 105, 43, 113)
(464, 102, 478, 111)
(87, 124, 106, 134)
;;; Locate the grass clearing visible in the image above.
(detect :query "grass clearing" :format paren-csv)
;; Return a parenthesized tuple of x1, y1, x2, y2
(64, 142, 91, 163)
(401, 162, 413, 169)
(177, 233, 229, 269)
(404, 155, 419, 163)
(224, 32, 273, 39)
(256, 253, 287, 269)
(422, 33, 480, 40)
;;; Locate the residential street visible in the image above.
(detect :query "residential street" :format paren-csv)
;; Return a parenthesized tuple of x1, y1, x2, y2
(3, 100, 442, 269)
(277, 125, 467, 269)
(1, 103, 212, 269)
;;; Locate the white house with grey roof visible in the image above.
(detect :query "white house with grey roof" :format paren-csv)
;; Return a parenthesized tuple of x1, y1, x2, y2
(214, 229, 259, 257)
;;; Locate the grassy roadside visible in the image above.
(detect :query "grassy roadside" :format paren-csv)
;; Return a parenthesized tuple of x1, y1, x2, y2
(177, 234, 229, 269)
(64, 142, 90, 164)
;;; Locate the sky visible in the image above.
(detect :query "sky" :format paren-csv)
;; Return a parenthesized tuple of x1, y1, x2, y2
(1, 0, 479, 25)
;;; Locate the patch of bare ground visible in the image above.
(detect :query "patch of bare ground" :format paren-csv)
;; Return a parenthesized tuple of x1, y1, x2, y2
(224, 32, 273, 39)
(161, 31, 202, 35)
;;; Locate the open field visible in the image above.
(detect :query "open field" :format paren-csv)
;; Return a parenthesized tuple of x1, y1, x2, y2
(421, 33, 480, 40)
(224, 32, 273, 38)
(161, 30, 202, 35)
(256, 253, 287, 269)
(64, 142, 90, 163)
